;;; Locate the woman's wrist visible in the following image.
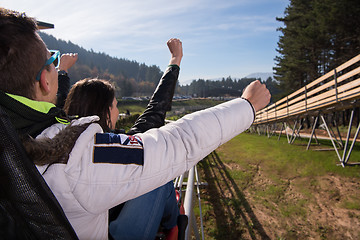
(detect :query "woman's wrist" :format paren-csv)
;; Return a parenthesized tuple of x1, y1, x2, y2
(169, 56, 182, 67)
(168, 64, 180, 69)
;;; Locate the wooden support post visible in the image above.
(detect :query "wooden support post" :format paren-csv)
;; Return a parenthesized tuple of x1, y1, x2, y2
(286, 96, 289, 117)
(334, 69, 338, 102)
(305, 85, 308, 112)
(278, 122, 284, 141)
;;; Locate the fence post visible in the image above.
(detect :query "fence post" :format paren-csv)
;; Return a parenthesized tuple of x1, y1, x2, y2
(275, 103, 277, 120)
(287, 96, 289, 116)
(266, 107, 268, 123)
(305, 85, 308, 112)
(334, 69, 338, 102)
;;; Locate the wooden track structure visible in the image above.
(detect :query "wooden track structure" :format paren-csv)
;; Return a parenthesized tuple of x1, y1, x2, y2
(252, 53, 360, 167)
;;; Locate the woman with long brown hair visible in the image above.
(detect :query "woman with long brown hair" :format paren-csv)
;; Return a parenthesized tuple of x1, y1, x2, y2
(63, 39, 183, 240)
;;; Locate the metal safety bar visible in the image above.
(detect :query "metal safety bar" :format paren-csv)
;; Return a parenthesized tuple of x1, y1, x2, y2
(174, 165, 205, 240)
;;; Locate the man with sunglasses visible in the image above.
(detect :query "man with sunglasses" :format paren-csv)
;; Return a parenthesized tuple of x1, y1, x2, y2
(36, 50, 60, 81)
(35, 50, 78, 107)
(0, 8, 270, 240)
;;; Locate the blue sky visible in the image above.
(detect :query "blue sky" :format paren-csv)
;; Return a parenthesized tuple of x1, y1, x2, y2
(2, 0, 289, 85)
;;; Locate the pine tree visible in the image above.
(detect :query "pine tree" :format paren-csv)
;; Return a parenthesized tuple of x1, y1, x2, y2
(274, 0, 360, 95)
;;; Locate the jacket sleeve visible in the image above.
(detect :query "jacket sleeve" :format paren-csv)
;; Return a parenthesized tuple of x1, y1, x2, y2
(66, 98, 254, 214)
(126, 65, 179, 135)
(56, 74, 70, 109)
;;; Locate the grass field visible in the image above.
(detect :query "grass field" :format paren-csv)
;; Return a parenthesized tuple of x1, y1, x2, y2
(194, 132, 360, 239)
(116, 98, 223, 129)
(117, 98, 224, 116)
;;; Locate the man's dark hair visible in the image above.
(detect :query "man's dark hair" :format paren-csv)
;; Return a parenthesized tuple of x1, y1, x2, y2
(0, 8, 48, 99)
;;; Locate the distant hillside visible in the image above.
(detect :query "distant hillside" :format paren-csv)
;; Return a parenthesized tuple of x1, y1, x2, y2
(178, 75, 282, 102)
(245, 72, 274, 81)
(39, 32, 163, 96)
(181, 72, 274, 86)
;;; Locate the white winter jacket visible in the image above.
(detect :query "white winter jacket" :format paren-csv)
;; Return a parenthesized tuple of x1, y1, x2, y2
(36, 98, 254, 240)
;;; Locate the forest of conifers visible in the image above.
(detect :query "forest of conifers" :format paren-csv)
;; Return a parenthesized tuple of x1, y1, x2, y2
(40, 0, 360, 100)
(274, 0, 360, 95)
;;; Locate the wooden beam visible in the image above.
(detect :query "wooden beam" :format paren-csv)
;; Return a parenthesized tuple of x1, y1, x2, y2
(255, 53, 360, 125)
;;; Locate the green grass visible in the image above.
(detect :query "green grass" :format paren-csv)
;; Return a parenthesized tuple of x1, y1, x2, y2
(280, 198, 307, 218)
(216, 133, 360, 217)
(341, 195, 360, 210)
(171, 99, 224, 107)
(116, 98, 224, 125)
(219, 133, 360, 178)
(117, 98, 223, 117)
(195, 132, 360, 239)
(117, 100, 147, 115)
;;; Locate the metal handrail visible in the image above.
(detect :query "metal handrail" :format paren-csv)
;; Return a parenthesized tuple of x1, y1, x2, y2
(175, 164, 205, 240)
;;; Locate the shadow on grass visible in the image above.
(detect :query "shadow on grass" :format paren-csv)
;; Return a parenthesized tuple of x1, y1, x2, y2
(199, 151, 270, 240)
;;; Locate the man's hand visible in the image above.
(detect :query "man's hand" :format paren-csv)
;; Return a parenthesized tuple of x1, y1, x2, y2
(59, 53, 78, 72)
(167, 38, 183, 66)
(241, 80, 271, 112)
